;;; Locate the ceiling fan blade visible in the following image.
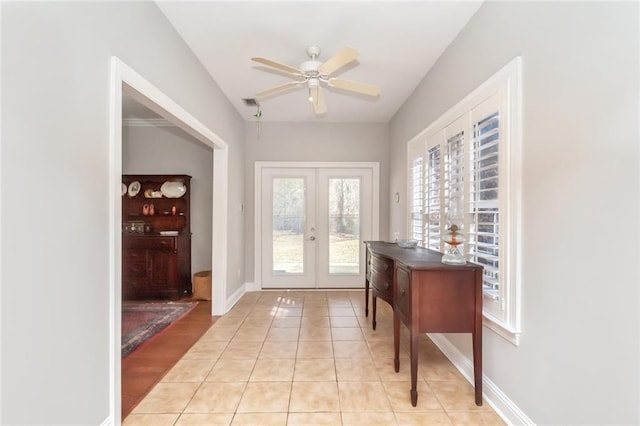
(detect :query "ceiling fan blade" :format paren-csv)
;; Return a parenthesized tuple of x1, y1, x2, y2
(311, 85, 327, 115)
(251, 57, 303, 76)
(328, 78, 380, 97)
(255, 81, 303, 98)
(318, 47, 359, 76)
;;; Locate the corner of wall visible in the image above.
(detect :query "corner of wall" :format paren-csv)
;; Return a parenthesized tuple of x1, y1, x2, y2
(428, 333, 534, 425)
(225, 283, 248, 312)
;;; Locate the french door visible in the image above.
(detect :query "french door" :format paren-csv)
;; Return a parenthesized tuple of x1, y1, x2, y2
(259, 166, 374, 289)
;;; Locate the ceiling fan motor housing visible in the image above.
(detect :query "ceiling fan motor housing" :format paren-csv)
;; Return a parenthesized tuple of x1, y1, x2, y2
(301, 45, 323, 78)
(300, 60, 322, 76)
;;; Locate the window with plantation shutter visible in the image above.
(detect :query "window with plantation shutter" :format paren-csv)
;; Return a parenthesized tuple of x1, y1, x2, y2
(405, 57, 522, 344)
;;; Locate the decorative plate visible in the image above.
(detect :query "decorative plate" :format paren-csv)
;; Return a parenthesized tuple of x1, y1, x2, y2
(121, 183, 127, 196)
(160, 181, 186, 198)
(127, 181, 141, 197)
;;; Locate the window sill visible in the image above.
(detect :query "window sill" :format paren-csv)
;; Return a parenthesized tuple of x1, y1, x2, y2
(483, 314, 521, 346)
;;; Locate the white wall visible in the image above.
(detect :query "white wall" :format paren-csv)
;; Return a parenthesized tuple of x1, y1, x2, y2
(390, 2, 639, 424)
(244, 122, 390, 283)
(0, 2, 244, 424)
(122, 125, 213, 277)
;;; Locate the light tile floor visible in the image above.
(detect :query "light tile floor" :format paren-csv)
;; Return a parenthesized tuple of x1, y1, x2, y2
(124, 290, 505, 425)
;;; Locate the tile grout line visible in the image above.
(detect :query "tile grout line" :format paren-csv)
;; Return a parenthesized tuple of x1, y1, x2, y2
(127, 290, 502, 425)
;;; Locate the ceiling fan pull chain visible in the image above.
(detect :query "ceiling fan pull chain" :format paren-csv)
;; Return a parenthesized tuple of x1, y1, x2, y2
(253, 105, 262, 139)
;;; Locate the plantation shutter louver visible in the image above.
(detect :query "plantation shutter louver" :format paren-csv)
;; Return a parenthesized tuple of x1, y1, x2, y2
(443, 117, 467, 240)
(469, 93, 503, 315)
(425, 144, 441, 250)
(408, 141, 425, 244)
(410, 156, 424, 243)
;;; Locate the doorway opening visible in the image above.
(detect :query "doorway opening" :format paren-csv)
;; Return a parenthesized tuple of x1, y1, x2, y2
(109, 57, 229, 423)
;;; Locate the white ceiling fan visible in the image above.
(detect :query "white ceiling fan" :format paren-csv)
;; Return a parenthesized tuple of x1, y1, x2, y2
(251, 46, 380, 115)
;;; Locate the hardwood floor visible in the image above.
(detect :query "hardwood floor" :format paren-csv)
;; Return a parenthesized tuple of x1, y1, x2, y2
(121, 299, 218, 419)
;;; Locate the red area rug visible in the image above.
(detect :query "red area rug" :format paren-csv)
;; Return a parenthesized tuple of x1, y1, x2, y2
(122, 301, 197, 357)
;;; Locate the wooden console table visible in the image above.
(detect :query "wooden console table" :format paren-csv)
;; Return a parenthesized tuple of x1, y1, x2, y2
(364, 241, 483, 407)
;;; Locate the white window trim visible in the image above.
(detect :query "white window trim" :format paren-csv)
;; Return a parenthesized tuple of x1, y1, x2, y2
(405, 57, 523, 345)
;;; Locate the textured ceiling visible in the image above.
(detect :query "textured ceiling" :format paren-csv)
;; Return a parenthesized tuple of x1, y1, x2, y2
(156, 1, 483, 123)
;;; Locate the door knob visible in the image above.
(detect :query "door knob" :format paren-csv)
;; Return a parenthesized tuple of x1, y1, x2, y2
(309, 236, 316, 241)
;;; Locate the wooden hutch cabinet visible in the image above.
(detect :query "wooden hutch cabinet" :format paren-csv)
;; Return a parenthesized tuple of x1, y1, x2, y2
(122, 174, 191, 300)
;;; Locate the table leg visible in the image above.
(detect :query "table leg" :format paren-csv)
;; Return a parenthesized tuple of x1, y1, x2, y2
(393, 311, 400, 372)
(365, 279, 369, 317)
(372, 295, 377, 330)
(473, 268, 483, 406)
(473, 329, 483, 406)
(410, 329, 419, 407)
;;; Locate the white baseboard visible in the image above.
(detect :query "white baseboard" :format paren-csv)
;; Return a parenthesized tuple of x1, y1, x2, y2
(245, 281, 260, 292)
(428, 333, 535, 426)
(225, 283, 248, 312)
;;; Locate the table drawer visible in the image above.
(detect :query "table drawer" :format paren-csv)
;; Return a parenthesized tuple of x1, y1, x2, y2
(371, 254, 393, 277)
(371, 271, 393, 296)
(396, 266, 411, 318)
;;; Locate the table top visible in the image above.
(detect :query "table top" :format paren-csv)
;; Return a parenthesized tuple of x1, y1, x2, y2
(365, 241, 482, 271)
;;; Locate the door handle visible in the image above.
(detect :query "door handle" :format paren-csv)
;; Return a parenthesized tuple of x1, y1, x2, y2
(309, 236, 316, 241)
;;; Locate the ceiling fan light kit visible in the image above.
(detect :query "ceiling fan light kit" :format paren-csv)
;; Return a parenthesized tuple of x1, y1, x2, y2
(251, 45, 380, 115)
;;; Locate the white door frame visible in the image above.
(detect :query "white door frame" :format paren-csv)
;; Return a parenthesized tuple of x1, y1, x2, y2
(254, 161, 380, 289)
(109, 57, 229, 424)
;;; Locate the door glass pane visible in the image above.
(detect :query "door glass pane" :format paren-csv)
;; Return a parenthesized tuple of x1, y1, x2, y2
(272, 178, 304, 274)
(328, 178, 360, 274)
